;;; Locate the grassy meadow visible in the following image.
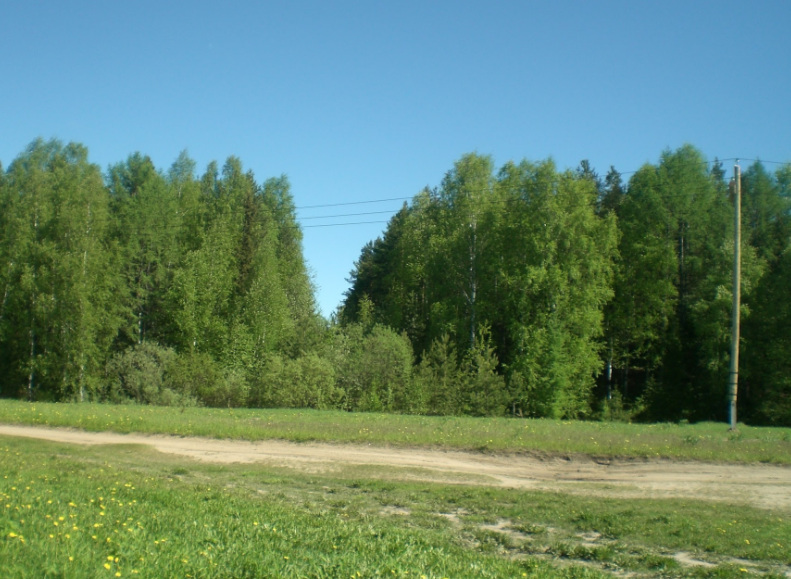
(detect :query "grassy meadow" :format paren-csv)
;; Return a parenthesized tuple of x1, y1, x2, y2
(1, 400, 790, 463)
(2, 435, 790, 579)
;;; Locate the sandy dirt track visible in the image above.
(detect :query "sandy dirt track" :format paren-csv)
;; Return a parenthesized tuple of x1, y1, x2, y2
(2, 424, 789, 511)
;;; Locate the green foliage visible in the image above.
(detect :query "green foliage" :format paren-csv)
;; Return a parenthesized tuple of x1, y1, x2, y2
(343, 155, 616, 419)
(740, 163, 791, 425)
(416, 329, 507, 417)
(460, 328, 507, 416)
(743, 244, 791, 424)
(605, 146, 766, 422)
(2, 141, 790, 426)
(0, 141, 316, 409)
(0, 139, 122, 401)
(416, 334, 464, 415)
(105, 342, 197, 407)
(168, 351, 250, 408)
(597, 390, 643, 423)
(742, 161, 791, 263)
(249, 352, 342, 410)
(338, 324, 419, 413)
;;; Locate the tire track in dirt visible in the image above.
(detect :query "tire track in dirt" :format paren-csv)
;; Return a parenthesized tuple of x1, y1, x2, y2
(2, 424, 789, 511)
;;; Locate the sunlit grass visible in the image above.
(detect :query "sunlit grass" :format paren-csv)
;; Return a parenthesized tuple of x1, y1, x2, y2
(0, 436, 582, 579)
(2, 436, 789, 579)
(0, 399, 790, 463)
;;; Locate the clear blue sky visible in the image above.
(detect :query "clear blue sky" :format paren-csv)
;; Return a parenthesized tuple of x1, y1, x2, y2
(2, 1, 790, 316)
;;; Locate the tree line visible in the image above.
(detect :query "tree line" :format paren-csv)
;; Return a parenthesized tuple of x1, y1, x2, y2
(341, 146, 791, 425)
(1, 140, 789, 425)
(0, 139, 319, 406)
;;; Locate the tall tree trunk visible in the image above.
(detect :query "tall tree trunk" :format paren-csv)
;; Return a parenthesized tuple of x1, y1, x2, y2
(623, 355, 630, 400)
(28, 206, 39, 401)
(468, 217, 477, 349)
(606, 336, 613, 400)
(0, 281, 9, 323)
(79, 362, 85, 402)
(28, 327, 35, 401)
(677, 221, 686, 326)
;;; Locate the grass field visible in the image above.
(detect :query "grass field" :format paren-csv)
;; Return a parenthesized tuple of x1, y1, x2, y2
(2, 435, 790, 579)
(1, 400, 790, 463)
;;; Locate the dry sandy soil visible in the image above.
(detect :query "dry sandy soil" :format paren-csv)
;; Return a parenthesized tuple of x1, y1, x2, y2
(1, 424, 789, 511)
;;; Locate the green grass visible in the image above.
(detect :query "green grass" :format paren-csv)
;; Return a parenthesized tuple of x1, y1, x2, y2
(0, 436, 595, 579)
(1, 399, 790, 463)
(2, 436, 790, 579)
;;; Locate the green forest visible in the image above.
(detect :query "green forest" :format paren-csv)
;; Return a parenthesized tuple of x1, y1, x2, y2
(1, 139, 789, 425)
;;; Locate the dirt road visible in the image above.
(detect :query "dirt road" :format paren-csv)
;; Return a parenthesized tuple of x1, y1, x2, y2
(2, 424, 789, 511)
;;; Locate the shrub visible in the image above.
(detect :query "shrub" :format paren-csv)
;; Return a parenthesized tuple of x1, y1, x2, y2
(338, 325, 419, 413)
(249, 352, 341, 410)
(105, 342, 197, 406)
(415, 334, 463, 416)
(169, 352, 248, 408)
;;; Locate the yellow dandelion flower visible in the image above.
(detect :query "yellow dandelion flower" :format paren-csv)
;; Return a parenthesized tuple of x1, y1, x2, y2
(104, 563, 111, 570)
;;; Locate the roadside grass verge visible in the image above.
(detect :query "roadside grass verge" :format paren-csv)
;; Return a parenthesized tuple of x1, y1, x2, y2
(1, 399, 790, 463)
(2, 436, 789, 579)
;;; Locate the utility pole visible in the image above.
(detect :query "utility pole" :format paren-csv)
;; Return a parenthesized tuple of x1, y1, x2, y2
(728, 161, 741, 431)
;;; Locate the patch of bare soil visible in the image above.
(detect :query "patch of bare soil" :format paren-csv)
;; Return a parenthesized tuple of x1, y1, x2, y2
(1, 424, 789, 511)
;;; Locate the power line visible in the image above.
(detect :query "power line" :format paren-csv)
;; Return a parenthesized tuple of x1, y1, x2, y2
(735, 158, 789, 166)
(297, 196, 412, 210)
(300, 209, 399, 221)
(8, 156, 786, 236)
(303, 220, 390, 229)
(296, 157, 750, 209)
(100, 179, 737, 238)
(615, 157, 740, 177)
(110, 155, 785, 222)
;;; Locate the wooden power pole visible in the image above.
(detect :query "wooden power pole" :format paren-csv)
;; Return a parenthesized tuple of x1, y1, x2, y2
(728, 162, 741, 431)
